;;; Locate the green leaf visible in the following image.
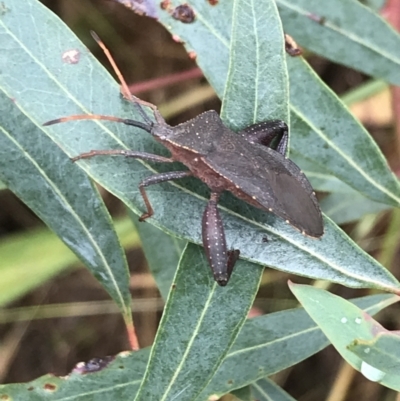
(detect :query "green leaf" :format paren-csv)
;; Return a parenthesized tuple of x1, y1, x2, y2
(231, 385, 253, 401)
(0, 349, 150, 401)
(349, 332, 400, 378)
(290, 283, 400, 391)
(0, 217, 139, 307)
(0, 294, 394, 400)
(196, 294, 396, 399)
(277, 0, 400, 86)
(153, 0, 400, 208)
(134, 244, 263, 401)
(221, 0, 288, 127)
(130, 210, 185, 300)
(359, 0, 386, 11)
(293, 155, 352, 193)
(2, 0, 399, 295)
(251, 378, 296, 401)
(320, 190, 391, 225)
(287, 57, 400, 208)
(0, 91, 132, 321)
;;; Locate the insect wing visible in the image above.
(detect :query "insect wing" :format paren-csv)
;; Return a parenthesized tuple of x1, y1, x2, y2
(203, 131, 323, 237)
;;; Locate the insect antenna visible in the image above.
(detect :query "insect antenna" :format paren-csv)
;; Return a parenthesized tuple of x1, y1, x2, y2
(43, 31, 162, 133)
(90, 31, 155, 126)
(43, 114, 152, 133)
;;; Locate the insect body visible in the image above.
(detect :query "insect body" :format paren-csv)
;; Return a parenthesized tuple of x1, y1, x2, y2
(44, 33, 323, 286)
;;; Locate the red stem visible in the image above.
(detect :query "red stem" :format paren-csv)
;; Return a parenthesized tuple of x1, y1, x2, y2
(128, 67, 203, 94)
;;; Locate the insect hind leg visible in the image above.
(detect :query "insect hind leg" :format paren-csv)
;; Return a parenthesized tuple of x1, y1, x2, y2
(239, 120, 288, 156)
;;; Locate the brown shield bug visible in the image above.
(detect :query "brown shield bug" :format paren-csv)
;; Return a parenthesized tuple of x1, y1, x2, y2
(44, 32, 323, 286)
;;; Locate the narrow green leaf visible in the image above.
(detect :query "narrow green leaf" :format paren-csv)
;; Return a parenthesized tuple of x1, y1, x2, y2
(0, 217, 139, 307)
(320, 190, 391, 225)
(2, 0, 399, 302)
(349, 333, 400, 377)
(231, 385, 253, 401)
(196, 293, 397, 399)
(294, 156, 352, 193)
(288, 57, 400, 208)
(130, 211, 185, 300)
(251, 378, 296, 401)
(0, 91, 132, 320)
(290, 283, 400, 391)
(0, 294, 394, 400)
(134, 244, 263, 401)
(221, 0, 288, 126)
(359, 0, 386, 11)
(341, 79, 388, 106)
(0, 349, 150, 401)
(135, 244, 262, 401)
(277, 0, 400, 86)
(153, 0, 400, 208)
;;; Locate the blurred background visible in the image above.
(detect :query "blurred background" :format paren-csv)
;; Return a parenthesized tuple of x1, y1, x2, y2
(0, 0, 399, 400)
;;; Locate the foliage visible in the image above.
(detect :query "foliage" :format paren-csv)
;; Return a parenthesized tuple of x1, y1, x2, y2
(0, 0, 400, 399)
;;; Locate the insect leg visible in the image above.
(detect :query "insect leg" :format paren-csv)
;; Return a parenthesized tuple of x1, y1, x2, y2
(72, 150, 174, 164)
(138, 171, 192, 221)
(202, 192, 239, 286)
(239, 120, 288, 156)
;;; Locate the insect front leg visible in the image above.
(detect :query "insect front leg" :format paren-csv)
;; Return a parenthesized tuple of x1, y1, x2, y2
(202, 192, 240, 286)
(71, 149, 191, 221)
(138, 171, 192, 221)
(239, 120, 289, 156)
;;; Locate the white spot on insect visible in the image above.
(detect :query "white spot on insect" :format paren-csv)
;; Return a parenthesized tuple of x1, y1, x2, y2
(252, 196, 257, 200)
(194, 157, 198, 162)
(240, 153, 244, 156)
(268, 208, 273, 212)
(235, 185, 240, 189)
(285, 219, 290, 224)
(355, 317, 362, 324)
(340, 317, 347, 324)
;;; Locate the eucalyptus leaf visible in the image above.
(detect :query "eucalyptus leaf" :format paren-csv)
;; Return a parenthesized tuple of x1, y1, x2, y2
(135, 2, 285, 399)
(130, 210, 185, 300)
(231, 385, 253, 401)
(196, 294, 397, 399)
(359, 0, 386, 11)
(1, 0, 399, 294)
(290, 153, 353, 193)
(277, 0, 400, 86)
(0, 217, 139, 307)
(134, 244, 263, 401)
(152, 0, 400, 207)
(0, 91, 132, 321)
(290, 283, 400, 391)
(220, 0, 288, 127)
(251, 378, 296, 401)
(287, 56, 400, 208)
(348, 332, 400, 376)
(1, 294, 394, 400)
(321, 190, 391, 225)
